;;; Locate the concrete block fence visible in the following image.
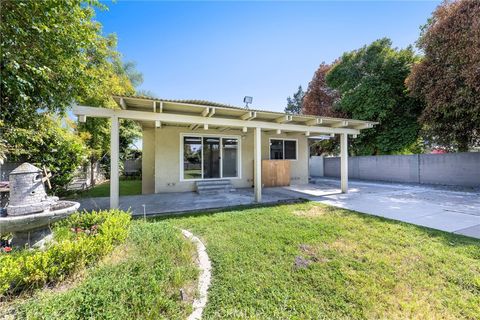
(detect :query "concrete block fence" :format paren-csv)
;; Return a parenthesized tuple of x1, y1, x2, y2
(310, 152, 480, 187)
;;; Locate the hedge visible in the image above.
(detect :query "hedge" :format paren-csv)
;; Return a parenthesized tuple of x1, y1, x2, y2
(0, 209, 131, 296)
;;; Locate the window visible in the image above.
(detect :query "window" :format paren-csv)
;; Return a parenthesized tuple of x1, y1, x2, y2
(182, 135, 240, 180)
(270, 139, 297, 160)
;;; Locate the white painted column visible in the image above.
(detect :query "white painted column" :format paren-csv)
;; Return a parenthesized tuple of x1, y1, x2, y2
(340, 133, 348, 193)
(110, 115, 120, 208)
(254, 127, 262, 202)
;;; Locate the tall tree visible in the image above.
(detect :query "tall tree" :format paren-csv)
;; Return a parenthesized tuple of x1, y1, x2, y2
(326, 38, 423, 155)
(0, 0, 115, 126)
(285, 86, 305, 114)
(1, 0, 140, 189)
(303, 63, 343, 117)
(406, 0, 480, 151)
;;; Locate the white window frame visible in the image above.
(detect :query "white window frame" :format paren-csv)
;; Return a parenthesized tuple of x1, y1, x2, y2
(268, 138, 298, 161)
(180, 133, 242, 181)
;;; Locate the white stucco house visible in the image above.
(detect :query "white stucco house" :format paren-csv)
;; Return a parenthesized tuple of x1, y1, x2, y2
(73, 95, 376, 208)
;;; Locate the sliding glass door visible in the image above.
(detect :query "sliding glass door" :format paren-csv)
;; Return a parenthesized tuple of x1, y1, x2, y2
(203, 137, 220, 178)
(222, 138, 238, 178)
(183, 135, 239, 180)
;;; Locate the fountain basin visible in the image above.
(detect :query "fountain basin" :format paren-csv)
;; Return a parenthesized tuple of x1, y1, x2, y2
(0, 200, 80, 247)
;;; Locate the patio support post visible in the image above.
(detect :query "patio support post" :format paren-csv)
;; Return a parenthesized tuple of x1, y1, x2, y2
(340, 133, 348, 193)
(110, 115, 120, 208)
(254, 127, 262, 202)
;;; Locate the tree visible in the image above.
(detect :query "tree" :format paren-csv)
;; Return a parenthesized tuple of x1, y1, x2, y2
(76, 60, 139, 185)
(1, 0, 142, 189)
(0, 0, 116, 126)
(406, 0, 480, 151)
(1, 115, 86, 193)
(303, 63, 344, 117)
(285, 86, 305, 114)
(326, 38, 424, 155)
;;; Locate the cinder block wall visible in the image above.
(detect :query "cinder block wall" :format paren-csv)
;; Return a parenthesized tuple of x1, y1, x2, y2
(322, 152, 480, 187)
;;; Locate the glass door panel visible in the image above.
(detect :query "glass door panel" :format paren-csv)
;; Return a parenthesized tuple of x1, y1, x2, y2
(203, 137, 220, 178)
(183, 136, 202, 179)
(222, 138, 238, 178)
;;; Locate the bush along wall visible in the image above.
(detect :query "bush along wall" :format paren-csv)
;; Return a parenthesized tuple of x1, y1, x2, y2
(0, 210, 131, 296)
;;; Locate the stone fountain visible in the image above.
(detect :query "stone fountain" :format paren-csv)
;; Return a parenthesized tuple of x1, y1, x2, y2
(0, 163, 80, 247)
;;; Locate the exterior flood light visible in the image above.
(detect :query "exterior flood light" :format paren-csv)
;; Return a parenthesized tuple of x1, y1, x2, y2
(243, 96, 253, 108)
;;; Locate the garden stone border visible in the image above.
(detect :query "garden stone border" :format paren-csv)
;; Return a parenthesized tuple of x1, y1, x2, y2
(182, 229, 212, 320)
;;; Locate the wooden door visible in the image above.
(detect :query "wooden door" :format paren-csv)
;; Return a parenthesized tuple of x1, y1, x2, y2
(261, 160, 291, 187)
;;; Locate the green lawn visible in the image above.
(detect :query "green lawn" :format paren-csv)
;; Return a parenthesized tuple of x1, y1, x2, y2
(13, 221, 198, 319)
(9, 202, 480, 319)
(163, 202, 480, 319)
(71, 178, 142, 198)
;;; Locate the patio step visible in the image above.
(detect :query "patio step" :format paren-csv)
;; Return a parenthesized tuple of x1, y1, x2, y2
(196, 180, 234, 195)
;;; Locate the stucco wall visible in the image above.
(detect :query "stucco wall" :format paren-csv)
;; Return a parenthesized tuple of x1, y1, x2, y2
(141, 126, 309, 194)
(322, 152, 480, 187)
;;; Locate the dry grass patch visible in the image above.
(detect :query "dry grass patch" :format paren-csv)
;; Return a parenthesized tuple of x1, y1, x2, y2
(293, 205, 329, 217)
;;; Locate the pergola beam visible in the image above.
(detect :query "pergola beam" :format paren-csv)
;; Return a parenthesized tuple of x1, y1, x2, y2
(331, 120, 349, 128)
(110, 116, 119, 208)
(207, 107, 215, 117)
(306, 118, 323, 126)
(240, 111, 257, 121)
(254, 127, 262, 202)
(201, 107, 210, 117)
(340, 133, 348, 193)
(119, 98, 127, 109)
(353, 123, 373, 130)
(73, 105, 361, 135)
(275, 115, 292, 123)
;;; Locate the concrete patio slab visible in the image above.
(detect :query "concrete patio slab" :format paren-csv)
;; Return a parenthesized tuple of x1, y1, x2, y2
(279, 178, 480, 239)
(76, 188, 294, 217)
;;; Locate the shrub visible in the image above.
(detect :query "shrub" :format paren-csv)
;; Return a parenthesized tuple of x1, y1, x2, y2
(0, 209, 131, 296)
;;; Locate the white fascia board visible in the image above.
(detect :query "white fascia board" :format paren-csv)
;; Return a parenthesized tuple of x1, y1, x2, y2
(72, 105, 360, 135)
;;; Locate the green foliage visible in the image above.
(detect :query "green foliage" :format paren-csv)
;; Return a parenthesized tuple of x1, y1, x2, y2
(406, 0, 480, 151)
(326, 38, 424, 155)
(1, 115, 86, 192)
(285, 86, 305, 114)
(15, 221, 197, 320)
(0, 0, 114, 126)
(0, 210, 131, 296)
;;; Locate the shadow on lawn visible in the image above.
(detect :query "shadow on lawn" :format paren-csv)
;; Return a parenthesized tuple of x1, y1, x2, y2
(149, 198, 309, 221)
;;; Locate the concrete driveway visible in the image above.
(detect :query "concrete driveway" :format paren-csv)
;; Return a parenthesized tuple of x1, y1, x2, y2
(275, 178, 480, 239)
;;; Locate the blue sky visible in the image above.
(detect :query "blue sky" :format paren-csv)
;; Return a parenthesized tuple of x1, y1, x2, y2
(96, 1, 440, 112)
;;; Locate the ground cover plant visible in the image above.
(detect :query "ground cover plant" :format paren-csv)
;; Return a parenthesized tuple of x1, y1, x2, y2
(9, 221, 198, 320)
(163, 202, 480, 319)
(0, 210, 131, 296)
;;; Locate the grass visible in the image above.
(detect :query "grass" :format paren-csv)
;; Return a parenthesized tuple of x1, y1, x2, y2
(11, 221, 198, 320)
(71, 178, 142, 198)
(7, 202, 480, 319)
(160, 202, 480, 319)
